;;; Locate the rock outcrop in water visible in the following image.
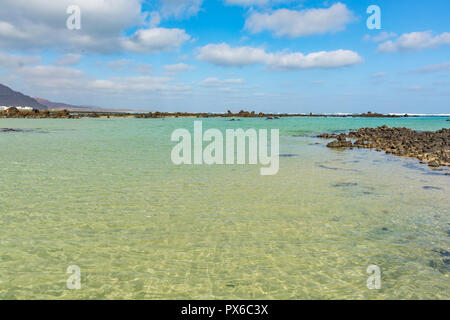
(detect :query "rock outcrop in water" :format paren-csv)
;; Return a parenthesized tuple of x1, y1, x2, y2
(325, 134, 353, 149)
(319, 126, 450, 168)
(0, 109, 74, 119)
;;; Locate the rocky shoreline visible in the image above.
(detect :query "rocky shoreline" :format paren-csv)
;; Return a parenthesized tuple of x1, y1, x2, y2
(319, 126, 450, 168)
(0, 108, 417, 119)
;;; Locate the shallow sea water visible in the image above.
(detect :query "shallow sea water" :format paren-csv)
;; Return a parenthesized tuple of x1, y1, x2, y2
(0, 117, 449, 299)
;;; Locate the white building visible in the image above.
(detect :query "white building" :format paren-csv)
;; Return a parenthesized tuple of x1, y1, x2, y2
(0, 106, 33, 111)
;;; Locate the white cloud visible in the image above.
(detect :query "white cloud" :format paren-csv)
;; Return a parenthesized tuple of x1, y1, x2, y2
(148, 11, 162, 28)
(6, 62, 190, 96)
(225, 0, 270, 6)
(224, 0, 297, 6)
(266, 50, 363, 70)
(197, 43, 363, 69)
(244, 3, 354, 37)
(53, 53, 82, 66)
(378, 31, 450, 53)
(164, 63, 195, 72)
(103, 59, 153, 74)
(0, 0, 191, 54)
(134, 63, 154, 75)
(17, 65, 85, 79)
(199, 77, 245, 87)
(91, 76, 174, 91)
(122, 28, 191, 53)
(363, 32, 397, 43)
(0, 0, 143, 52)
(409, 62, 450, 73)
(159, 0, 204, 19)
(106, 59, 133, 70)
(197, 44, 268, 67)
(0, 51, 41, 68)
(11, 65, 86, 89)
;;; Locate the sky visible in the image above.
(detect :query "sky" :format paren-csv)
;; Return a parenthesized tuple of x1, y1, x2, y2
(0, 0, 449, 114)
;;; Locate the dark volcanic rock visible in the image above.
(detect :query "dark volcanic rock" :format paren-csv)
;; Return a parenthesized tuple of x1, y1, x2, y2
(319, 126, 450, 168)
(327, 134, 353, 149)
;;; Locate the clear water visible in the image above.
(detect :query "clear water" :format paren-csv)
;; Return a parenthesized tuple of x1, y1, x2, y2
(0, 117, 449, 299)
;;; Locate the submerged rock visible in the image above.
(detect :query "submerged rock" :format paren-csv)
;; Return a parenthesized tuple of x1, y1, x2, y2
(327, 138, 352, 149)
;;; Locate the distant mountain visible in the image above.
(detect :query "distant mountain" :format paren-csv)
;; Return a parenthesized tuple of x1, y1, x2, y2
(0, 83, 134, 113)
(34, 98, 134, 113)
(35, 98, 102, 112)
(0, 83, 48, 110)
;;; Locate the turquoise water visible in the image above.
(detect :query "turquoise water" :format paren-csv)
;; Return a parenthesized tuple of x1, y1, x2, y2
(0, 117, 449, 299)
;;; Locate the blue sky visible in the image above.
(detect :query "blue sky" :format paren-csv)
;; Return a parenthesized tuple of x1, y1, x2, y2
(0, 0, 449, 113)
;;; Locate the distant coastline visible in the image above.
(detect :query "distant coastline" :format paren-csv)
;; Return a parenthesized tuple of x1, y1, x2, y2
(2, 108, 450, 119)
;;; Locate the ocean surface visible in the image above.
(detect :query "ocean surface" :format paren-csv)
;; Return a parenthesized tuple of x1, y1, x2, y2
(0, 116, 449, 299)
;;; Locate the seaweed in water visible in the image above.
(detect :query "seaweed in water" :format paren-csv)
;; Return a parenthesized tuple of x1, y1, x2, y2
(431, 260, 450, 273)
(317, 164, 359, 172)
(280, 154, 297, 158)
(439, 250, 450, 257)
(423, 186, 442, 190)
(332, 182, 358, 187)
(1, 128, 26, 133)
(0, 128, 47, 134)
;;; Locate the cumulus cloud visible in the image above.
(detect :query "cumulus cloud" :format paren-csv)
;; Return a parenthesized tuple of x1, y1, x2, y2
(197, 43, 268, 67)
(0, 0, 142, 52)
(197, 43, 363, 69)
(0, 0, 190, 54)
(244, 3, 355, 37)
(378, 31, 450, 53)
(164, 63, 195, 72)
(266, 50, 363, 70)
(122, 28, 191, 53)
